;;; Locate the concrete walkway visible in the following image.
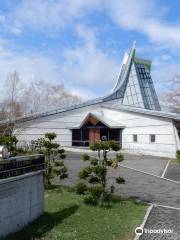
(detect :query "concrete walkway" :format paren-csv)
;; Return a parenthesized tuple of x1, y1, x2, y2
(139, 206, 180, 240)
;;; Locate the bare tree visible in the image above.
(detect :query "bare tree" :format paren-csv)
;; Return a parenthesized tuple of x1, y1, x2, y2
(3, 71, 24, 120)
(22, 80, 81, 114)
(161, 75, 180, 113)
(0, 72, 81, 124)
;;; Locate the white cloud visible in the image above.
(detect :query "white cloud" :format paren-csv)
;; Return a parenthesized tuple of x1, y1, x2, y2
(0, 24, 120, 101)
(2, 0, 180, 102)
(105, 0, 180, 49)
(60, 25, 120, 95)
(3, 0, 180, 50)
(7, 0, 101, 33)
(0, 44, 61, 92)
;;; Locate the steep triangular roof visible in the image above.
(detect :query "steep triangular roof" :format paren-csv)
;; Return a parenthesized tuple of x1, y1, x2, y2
(101, 41, 161, 111)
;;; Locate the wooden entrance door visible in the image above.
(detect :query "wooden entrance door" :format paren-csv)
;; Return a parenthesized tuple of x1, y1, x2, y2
(89, 128, 100, 145)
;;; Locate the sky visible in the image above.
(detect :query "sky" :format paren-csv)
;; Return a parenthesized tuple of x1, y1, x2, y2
(0, 0, 180, 100)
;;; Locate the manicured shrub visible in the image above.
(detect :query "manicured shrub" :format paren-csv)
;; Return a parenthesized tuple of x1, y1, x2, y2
(88, 176, 99, 184)
(116, 176, 125, 184)
(79, 167, 92, 179)
(116, 153, 124, 162)
(90, 158, 98, 166)
(82, 153, 90, 161)
(89, 185, 104, 198)
(93, 165, 106, 175)
(16, 148, 26, 154)
(84, 193, 98, 206)
(76, 182, 88, 195)
(79, 140, 124, 206)
(53, 160, 68, 179)
(176, 150, 180, 162)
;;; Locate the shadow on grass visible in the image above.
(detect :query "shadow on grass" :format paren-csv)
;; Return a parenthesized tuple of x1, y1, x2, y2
(5, 205, 79, 240)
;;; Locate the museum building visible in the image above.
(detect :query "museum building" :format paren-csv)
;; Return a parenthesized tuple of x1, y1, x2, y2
(14, 43, 180, 158)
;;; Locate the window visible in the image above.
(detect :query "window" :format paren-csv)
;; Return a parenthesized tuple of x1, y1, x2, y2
(133, 134, 138, 142)
(150, 134, 156, 143)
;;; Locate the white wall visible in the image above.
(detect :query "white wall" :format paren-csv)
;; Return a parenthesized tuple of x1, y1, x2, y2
(14, 104, 179, 158)
(103, 108, 177, 158)
(14, 105, 103, 147)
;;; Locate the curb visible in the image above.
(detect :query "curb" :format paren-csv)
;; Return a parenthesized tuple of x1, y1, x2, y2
(133, 204, 154, 240)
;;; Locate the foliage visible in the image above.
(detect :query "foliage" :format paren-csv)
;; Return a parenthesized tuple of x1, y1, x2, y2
(53, 161, 68, 179)
(82, 153, 90, 161)
(116, 176, 125, 184)
(76, 182, 88, 195)
(79, 167, 92, 179)
(31, 138, 44, 151)
(176, 150, 180, 162)
(89, 185, 104, 198)
(34, 132, 68, 188)
(84, 193, 98, 206)
(116, 153, 124, 162)
(90, 158, 98, 166)
(0, 135, 18, 155)
(78, 140, 124, 206)
(88, 176, 100, 184)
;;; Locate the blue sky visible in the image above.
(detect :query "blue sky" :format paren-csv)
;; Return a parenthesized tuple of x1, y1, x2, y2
(0, 0, 180, 100)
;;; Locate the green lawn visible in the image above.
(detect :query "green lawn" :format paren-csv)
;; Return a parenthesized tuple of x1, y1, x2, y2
(5, 187, 147, 240)
(170, 158, 180, 164)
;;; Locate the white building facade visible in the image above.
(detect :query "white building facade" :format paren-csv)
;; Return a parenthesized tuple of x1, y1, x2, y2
(14, 43, 180, 158)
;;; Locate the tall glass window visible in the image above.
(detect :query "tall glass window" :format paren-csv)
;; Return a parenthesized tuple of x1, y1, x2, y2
(123, 63, 144, 108)
(135, 63, 161, 110)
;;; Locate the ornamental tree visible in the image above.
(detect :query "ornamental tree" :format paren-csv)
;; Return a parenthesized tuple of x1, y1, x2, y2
(77, 140, 124, 206)
(42, 132, 67, 188)
(0, 135, 18, 155)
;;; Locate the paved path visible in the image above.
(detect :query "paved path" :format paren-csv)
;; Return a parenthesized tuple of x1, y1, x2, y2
(139, 206, 180, 240)
(165, 163, 180, 182)
(120, 153, 169, 176)
(108, 166, 180, 208)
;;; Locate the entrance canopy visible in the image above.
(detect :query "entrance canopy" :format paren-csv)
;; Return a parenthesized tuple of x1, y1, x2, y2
(71, 112, 124, 147)
(71, 112, 125, 129)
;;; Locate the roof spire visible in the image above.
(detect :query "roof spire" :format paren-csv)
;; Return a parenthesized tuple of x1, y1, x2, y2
(133, 40, 136, 49)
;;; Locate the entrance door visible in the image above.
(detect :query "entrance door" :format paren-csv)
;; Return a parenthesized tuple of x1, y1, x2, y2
(89, 128, 100, 145)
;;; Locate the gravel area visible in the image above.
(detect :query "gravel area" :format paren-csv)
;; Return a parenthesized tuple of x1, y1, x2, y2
(139, 206, 180, 240)
(165, 163, 180, 182)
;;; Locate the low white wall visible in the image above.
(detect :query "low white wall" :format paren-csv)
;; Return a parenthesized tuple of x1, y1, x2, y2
(0, 171, 44, 238)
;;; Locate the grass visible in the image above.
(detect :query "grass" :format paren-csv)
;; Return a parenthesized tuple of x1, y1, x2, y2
(5, 186, 147, 240)
(170, 158, 180, 165)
